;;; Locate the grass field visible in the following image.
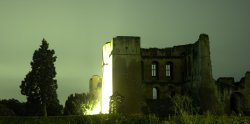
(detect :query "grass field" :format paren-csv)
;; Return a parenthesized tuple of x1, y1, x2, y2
(0, 114, 249, 124)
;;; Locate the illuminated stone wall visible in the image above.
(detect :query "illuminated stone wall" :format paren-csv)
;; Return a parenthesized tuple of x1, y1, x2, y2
(112, 36, 144, 113)
(99, 34, 250, 115)
(89, 75, 102, 93)
(101, 41, 113, 113)
(101, 34, 218, 114)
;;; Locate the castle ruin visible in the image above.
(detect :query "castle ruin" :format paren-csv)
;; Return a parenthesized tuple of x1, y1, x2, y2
(90, 34, 250, 115)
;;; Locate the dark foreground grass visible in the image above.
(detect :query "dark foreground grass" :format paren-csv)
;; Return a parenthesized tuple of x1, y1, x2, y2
(0, 114, 250, 124)
(0, 114, 159, 124)
(164, 115, 250, 124)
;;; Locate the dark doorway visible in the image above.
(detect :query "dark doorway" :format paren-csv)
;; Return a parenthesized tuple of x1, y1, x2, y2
(230, 92, 245, 115)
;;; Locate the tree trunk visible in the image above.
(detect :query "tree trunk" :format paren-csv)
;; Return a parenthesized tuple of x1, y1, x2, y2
(43, 102, 47, 117)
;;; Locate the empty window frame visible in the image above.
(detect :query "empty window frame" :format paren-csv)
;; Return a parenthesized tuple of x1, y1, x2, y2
(152, 87, 159, 99)
(166, 62, 173, 77)
(151, 62, 158, 77)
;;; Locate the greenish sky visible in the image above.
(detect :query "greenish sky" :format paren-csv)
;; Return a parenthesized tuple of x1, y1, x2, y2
(0, 0, 250, 105)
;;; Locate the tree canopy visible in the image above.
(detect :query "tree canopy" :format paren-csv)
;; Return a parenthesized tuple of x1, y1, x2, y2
(0, 99, 26, 116)
(20, 39, 62, 116)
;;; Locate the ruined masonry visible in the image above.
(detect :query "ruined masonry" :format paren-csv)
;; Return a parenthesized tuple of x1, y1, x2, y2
(89, 34, 250, 115)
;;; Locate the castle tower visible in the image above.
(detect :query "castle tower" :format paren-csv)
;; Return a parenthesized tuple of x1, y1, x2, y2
(198, 34, 213, 84)
(101, 36, 143, 114)
(191, 34, 219, 113)
(112, 36, 143, 113)
(89, 75, 102, 93)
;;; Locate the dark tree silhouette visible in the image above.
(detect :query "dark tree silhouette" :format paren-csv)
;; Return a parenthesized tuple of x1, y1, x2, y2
(64, 93, 84, 115)
(20, 39, 62, 116)
(0, 104, 15, 116)
(64, 92, 97, 115)
(0, 99, 26, 116)
(64, 93, 90, 115)
(109, 91, 125, 114)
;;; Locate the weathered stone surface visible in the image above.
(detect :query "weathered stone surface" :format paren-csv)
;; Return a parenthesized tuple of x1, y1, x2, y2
(99, 34, 250, 115)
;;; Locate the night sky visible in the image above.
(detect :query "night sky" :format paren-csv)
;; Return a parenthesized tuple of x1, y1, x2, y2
(0, 0, 250, 105)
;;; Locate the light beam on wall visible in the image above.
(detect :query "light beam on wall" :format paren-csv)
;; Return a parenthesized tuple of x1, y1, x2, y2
(85, 101, 101, 115)
(101, 41, 113, 113)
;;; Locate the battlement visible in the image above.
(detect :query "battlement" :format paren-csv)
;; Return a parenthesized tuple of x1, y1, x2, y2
(141, 44, 194, 58)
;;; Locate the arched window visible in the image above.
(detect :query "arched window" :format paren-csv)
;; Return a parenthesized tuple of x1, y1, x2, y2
(152, 87, 159, 100)
(151, 62, 158, 77)
(166, 62, 173, 78)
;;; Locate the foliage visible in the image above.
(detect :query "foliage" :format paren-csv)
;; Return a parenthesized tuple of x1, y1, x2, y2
(142, 98, 174, 117)
(64, 93, 88, 115)
(195, 86, 220, 114)
(64, 92, 98, 115)
(81, 93, 99, 115)
(0, 114, 160, 124)
(171, 95, 198, 115)
(165, 115, 250, 124)
(109, 91, 124, 114)
(171, 95, 198, 124)
(0, 114, 250, 124)
(0, 99, 26, 116)
(0, 104, 15, 116)
(20, 39, 62, 116)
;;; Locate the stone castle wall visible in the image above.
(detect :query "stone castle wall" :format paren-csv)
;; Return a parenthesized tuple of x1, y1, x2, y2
(112, 36, 144, 113)
(100, 34, 249, 115)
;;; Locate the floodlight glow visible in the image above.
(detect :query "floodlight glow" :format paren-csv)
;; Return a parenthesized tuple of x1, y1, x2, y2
(85, 101, 101, 115)
(101, 41, 113, 114)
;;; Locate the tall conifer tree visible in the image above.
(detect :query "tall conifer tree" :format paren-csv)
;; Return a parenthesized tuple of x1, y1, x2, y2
(20, 39, 62, 116)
